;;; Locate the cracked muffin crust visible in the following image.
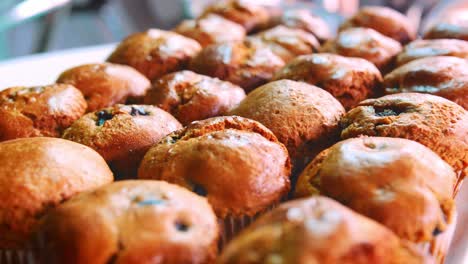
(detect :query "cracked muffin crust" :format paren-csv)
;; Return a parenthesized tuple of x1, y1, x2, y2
(383, 56, 468, 109)
(36, 180, 218, 264)
(275, 9, 332, 43)
(189, 41, 285, 93)
(273, 53, 382, 110)
(340, 93, 468, 186)
(396, 39, 468, 66)
(246, 25, 320, 63)
(0, 84, 87, 142)
(321, 27, 402, 73)
(143, 71, 246, 125)
(0, 137, 113, 249)
(57, 63, 151, 112)
(62, 104, 182, 179)
(219, 196, 430, 264)
(339, 6, 416, 44)
(107, 29, 202, 81)
(295, 137, 456, 243)
(174, 14, 246, 47)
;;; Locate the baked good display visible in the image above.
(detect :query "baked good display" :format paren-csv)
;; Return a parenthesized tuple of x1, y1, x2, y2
(340, 93, 468, 193)
(0, 137, 113, 249)
(246, 25, 320, 63)
(174, 14, 246, 47)
(36, 180, 218, 264)
(143, 71, 246, 125)
(219, 196, 430, 264)
(396, 39, 468, 66)
(229, 80, 345, 172)
(138, 116, 291, 244)
(321, 27, 402, 73)
(423, 9, 468, 41)
(383, 56, 468, 109)
(57, 63, 151, 112)
(0, 84, 86, 142)
(276, 9, 332, 43)
(107, 29, 201, 81)
(273, 53, 382, 110)
(62, 104, 182, 179)
(339, 6, 416, 44)
(189, 41, 285, 92)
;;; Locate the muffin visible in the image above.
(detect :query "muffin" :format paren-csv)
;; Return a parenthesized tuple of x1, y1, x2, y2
(0, 84, 86, 142)
(138, 116, 291, 244)
(107, 29, 202, 81)
(143, 71, 246, 125)
(189, 41, 285, 92)
(273, 53, 382, 110)
(295, 137, 456, 262)
(340, 93, 468, 193)
(57, 63, 151, 112)
(339, 6, 416, 44)
(0, 137, 113, 249)
(246, 25, 320, 63)
(277, 9, 332, 43)
(423, 9, 468, 41)
(174, 14, 246, 47)
(219, 196, 430, 264)
(36, 180, 218, 264)
(62, 104, 182, 179)
(229, 80, 345, 173)
(383, 56, 468, 109)
(396, 39, 468, 66)
(201, 0, 272, 33)
(321, 27, 402, 73)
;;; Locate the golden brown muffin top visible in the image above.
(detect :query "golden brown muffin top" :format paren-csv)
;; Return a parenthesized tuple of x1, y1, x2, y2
(339, 6, 416, 44)
(423, 9, 468, 41)
(174, 14, 246, 47)
(57, 63, 150, 112)
(143, 71, 245, 125)
(340, 93, 468, 180)
(138, 116, 291, 218)
(396, 39, 468, 66)
(321, 27, 402, 72)
(38, 180, 218, 264)
(278, 9, 332, 43)
(219, 196, 431, 264)
(0, 137, 113, 249)
(246, 25, 319, 63)
(295, 137, 456, 242)
(383, 56, 468, 109)
(189, 41, 285, 92)
(0, 84, 87, 140)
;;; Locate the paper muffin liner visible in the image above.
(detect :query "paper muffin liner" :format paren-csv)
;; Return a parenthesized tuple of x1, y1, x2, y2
(0, 249, 35, 264)
(453, 170, 464, 198)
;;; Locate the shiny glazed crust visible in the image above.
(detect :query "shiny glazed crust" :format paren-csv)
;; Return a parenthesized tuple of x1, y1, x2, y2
(0, 137, 113, 249)
(57, 63, 151, 112)
(138, 116, 291, 218)
(278, 9, 332, 43)
(0, 84, 87, 141)
(295, 137, 456, 242)
(37, 180, 218, 264)
(396, 39, 468, 66)
(143, 71, 246, 125)
(219, 196, 431, 264)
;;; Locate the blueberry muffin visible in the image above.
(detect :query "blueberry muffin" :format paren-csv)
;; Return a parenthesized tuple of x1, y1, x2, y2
(276, 9, 332, 43)
(246, 25, 319, 63)
(0, 137, 113, 249)
(0, 84, 86, 142)
(273, 53, 382, 110)
(219, 196, 430, 264)
(138, 116, 291, 244)
(189, 41, 285, 92)
(143, 71, 245, 125)
(174, 14, 246, 47)
(321, 27, 402, 73)
(383, 56, 468, 109)
(396, 39, 468, 66)
(36, 180, 218, 264)
(62, 104, 182, 179)
(107, 29, 202, 81)
(339, 6, 416, 44)
(57, 63, 151, 112)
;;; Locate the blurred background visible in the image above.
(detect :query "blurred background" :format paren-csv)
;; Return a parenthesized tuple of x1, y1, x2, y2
(0, 0, 462, 60)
